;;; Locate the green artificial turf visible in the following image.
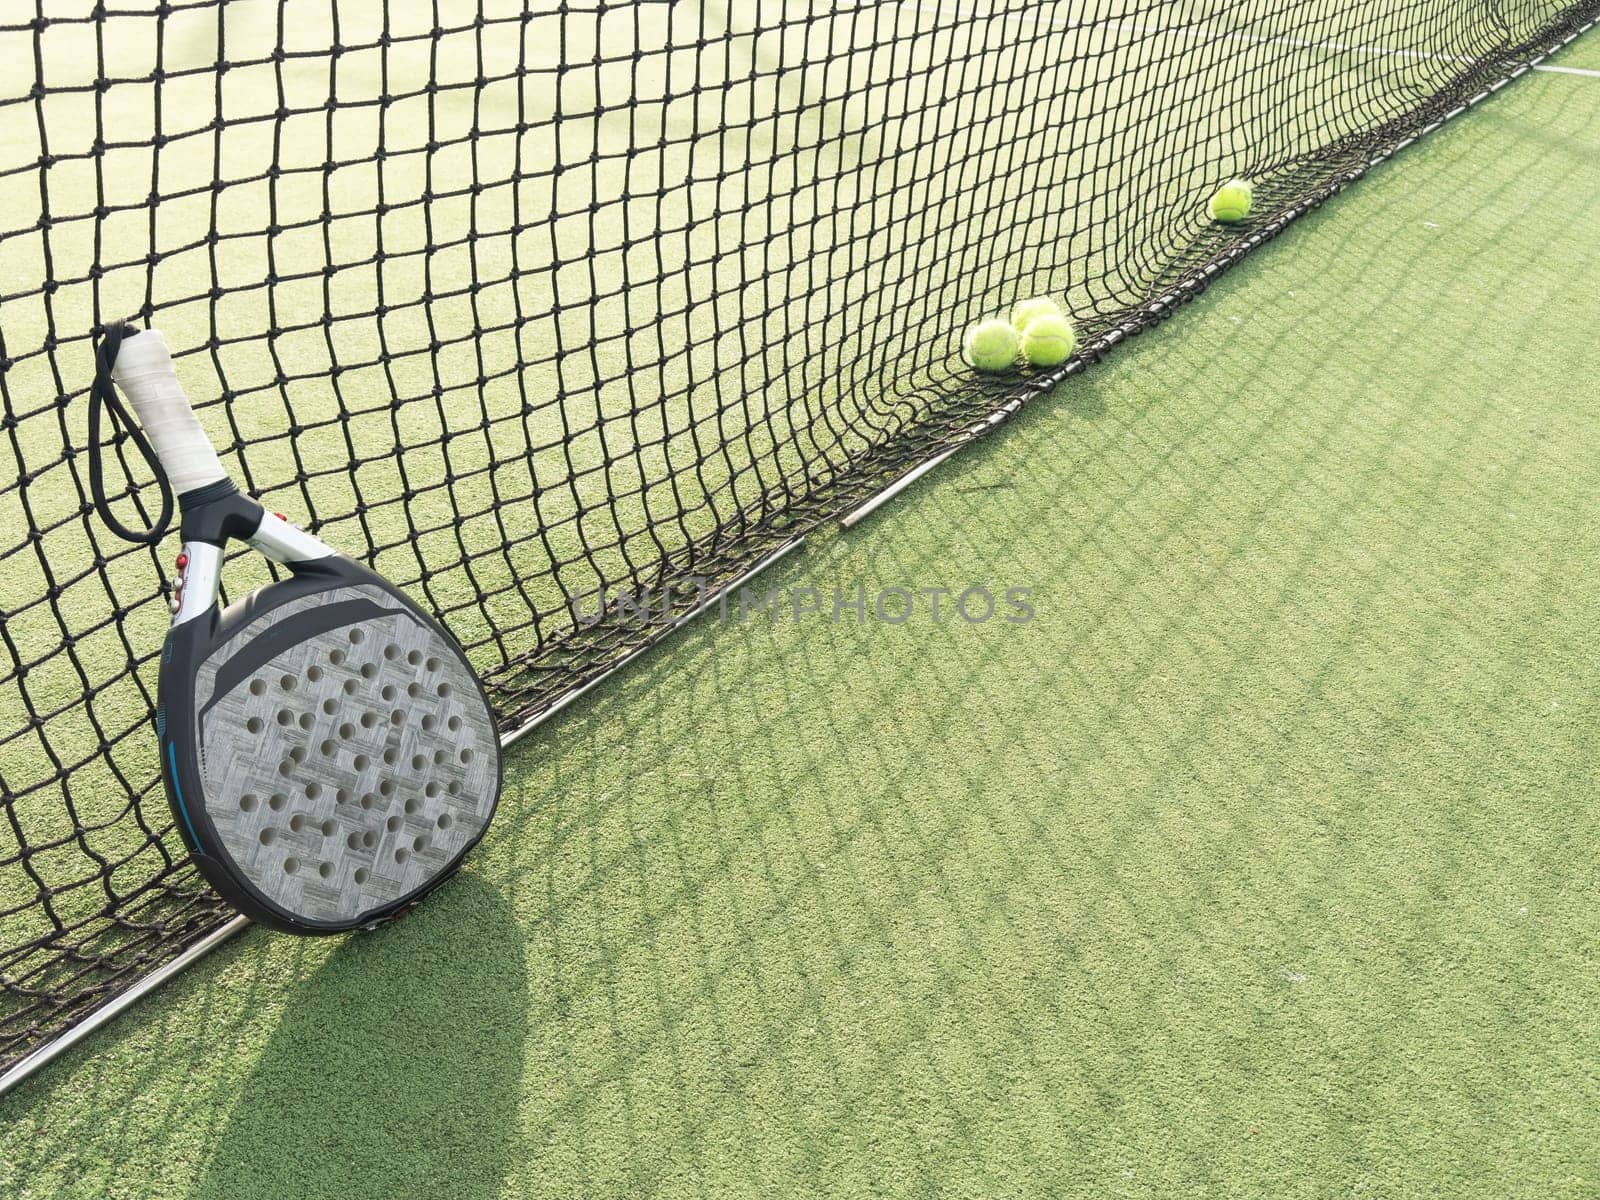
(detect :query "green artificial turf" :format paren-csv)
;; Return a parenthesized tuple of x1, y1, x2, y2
(3, 29, 1599, 1200)
(1556, 27, 1600, 68)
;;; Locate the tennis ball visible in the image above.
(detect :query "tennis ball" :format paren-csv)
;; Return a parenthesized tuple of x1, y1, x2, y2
(1010, 296, 1064, 333)
(962, 318, 1019, 372)
(1019, 314, 1078, 367)
(1207, 178, 1254, 223)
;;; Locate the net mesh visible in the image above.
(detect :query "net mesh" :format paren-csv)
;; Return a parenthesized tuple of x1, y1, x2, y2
(2, 0, 1596, 1078)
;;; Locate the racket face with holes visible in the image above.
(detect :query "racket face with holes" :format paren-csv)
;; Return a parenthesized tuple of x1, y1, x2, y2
(159, 554, 501, 932)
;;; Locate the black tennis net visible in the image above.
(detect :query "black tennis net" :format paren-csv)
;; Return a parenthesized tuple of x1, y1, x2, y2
(3, 0, 1596, 1083)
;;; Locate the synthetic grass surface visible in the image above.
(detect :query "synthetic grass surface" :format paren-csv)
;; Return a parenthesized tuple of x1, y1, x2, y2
(5, 0, 1596, 1067)
(2, 32, 1599, 1200)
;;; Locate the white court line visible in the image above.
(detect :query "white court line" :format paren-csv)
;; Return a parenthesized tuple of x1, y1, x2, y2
(898, 0, 1598, 79)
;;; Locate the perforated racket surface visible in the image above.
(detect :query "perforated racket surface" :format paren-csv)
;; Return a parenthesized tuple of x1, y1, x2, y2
(99, 325, 502, 933)
(166, 562, 500, 929)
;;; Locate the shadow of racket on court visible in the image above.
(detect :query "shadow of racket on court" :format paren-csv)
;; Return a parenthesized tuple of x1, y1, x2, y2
(185, 872, 526, 1200)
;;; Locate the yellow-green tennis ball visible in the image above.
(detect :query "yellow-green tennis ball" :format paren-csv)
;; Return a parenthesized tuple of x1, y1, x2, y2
(962, 319, 1019, 372)
(1019, 314, 1078, 367)
(1208, 179, 1253, 223)
(1010, 296, 1063, 333)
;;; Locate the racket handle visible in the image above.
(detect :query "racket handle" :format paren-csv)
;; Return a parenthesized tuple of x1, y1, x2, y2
(109, 329, 231, 498)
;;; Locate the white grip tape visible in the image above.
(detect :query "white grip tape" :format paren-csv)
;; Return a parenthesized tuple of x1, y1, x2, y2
(109, 329, 230, 497)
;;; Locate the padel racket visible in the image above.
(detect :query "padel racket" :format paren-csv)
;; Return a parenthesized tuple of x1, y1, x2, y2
(92, 325, 501, 933)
